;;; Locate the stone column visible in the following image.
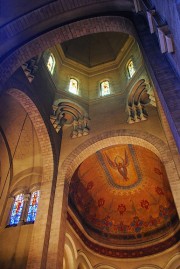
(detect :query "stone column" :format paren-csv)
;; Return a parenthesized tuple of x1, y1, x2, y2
(46, 178, 69, 269)
(19, 193, 30, 225)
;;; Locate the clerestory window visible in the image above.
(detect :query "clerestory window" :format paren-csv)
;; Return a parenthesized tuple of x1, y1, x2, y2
(101, 80, 110, 96)
(127, 59, 135, 78)
(47, 53, 56, 75)
(69, 78, 78, 95)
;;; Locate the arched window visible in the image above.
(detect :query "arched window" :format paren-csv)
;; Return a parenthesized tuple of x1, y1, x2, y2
(101, 80, 110, 96)
(8, 190, 40, 226)
(26, 190, 40, 223)
(9, 193, 24, 225)
(69, 78, 78, 95)
(127, 59, 135, 78)
(47, 53, 56, 75)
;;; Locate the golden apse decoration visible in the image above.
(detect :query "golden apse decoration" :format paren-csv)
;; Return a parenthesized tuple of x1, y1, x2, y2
(69, 144, 179, 246)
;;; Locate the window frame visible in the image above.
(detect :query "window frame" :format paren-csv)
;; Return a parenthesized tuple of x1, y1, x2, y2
(7, 188, 40, 227)
(69, 78, 79, 95)
(8, 193, 25, 226)
(100, 80, 111, 97)
(47, 53, 56, 75)
(127, 58, 135, 79)
(26, 190, 40, 224)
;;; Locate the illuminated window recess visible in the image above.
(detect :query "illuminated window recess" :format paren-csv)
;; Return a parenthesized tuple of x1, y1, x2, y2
(101, 81, 110, 96)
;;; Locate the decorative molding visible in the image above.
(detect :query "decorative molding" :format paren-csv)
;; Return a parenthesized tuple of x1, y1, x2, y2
(50, 99, 90, 138)
(127, 79, 156, 124)
(55, 37, 134, 77)
(22, 56, 41, 83)
(67, 212, 180, 258)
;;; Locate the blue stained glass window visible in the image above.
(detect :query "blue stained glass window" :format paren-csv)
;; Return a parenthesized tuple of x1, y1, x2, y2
(26, 190, 40, 223)
(9, 194, 24, 225)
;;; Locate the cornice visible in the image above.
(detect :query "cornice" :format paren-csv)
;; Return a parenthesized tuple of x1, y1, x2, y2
(55, 36, 135, 77)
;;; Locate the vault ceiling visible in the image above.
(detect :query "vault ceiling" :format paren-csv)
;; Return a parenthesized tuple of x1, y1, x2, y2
(61, 32, 129, 67)
(69, 144, 179, 247)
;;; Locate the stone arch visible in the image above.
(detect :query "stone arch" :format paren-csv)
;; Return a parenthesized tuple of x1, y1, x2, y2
(126, 79, 150, 124)
(0, 16, 136, 84)
(61, 129, 175, 181)
(6, 88, 54, 269)
(76, 251, 92, 269)
(165, 253, 180, 269)
(64, 233, 77, 269)
(94, 265, 119, 269)
(60, 128, 180, 222)
(135, 265, 162, 269)
(48, 129, 180, 269)
(7, 88, 53, 180)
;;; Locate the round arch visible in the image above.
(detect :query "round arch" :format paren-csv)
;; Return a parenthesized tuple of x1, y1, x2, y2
(1, 12, 178, 269)
(48, 129, 180, 267)
(165, 253, 180, 269)
(6, 88, 54, 269)
(94, 265, 119, 269)
(135, 265, 162, 269)
(64, 233, 77, 269)
(76, 251, 93, 269)
(59, 129, 180, 232)
(0, 16, 136, 84)
(60, 129, 177, 186)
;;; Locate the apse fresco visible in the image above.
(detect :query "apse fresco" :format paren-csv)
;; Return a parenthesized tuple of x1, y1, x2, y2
(69, 144, 179, 245)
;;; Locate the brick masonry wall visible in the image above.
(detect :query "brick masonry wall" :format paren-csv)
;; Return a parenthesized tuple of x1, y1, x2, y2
(7, 89, 55, 269)
(1, 11, 180, 269)
(132, 14, 180, 152)
(1, 15, 180, 151)
(47, 129, 180, 269)
(0, 16, 136, 85)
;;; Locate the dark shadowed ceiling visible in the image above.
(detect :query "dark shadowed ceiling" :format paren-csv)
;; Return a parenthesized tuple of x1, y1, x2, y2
(61, 32, 129, 67)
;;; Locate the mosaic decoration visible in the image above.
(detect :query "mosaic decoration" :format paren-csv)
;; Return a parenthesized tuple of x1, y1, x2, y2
(67, 212, 180, 258)
(50, 100, 90, 137)
(9, 194, 24, 225)
(26, 190, 40, 222)
(69, 144, 179, 246)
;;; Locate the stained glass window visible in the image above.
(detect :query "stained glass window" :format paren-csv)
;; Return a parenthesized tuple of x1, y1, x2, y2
(127, 60, 135, 78)
(26, 190, 40, 223)
(9, 194, 24, 225)
(101, 80, 110, 96)
(69, 78, 78, 95)
(47, 53, 55, 74)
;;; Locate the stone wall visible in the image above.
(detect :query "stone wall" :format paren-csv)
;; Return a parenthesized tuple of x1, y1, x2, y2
(150, 0, 180, 78)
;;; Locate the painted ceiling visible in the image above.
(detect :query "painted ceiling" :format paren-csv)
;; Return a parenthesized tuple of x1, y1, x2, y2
(69, 144, 179, 246)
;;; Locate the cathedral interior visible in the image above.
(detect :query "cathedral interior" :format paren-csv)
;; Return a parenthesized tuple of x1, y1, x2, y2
(0, 1, 180, 269)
